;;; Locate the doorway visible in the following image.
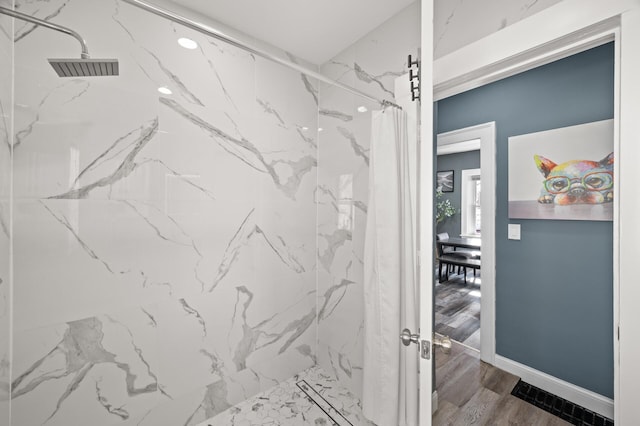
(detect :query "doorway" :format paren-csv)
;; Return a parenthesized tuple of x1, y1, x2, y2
(420, 1, 640, 424)
(435, 122, 496, 360)
(432, 43, 615, 422)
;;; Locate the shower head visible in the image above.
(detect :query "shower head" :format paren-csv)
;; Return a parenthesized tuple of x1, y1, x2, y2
(48, 58, 119, 77)
(0, 6, 119, 77)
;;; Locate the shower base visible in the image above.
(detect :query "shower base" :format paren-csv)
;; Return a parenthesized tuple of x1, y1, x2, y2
(196, 365, 376, 426)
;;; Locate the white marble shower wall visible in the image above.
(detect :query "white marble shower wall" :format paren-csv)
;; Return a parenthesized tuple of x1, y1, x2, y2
(10, 0, 318, 425)
(316, 3, 420, 400)
(0, 0, 12, 423)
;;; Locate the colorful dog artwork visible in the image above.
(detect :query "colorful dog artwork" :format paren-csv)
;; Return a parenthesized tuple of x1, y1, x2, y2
(534, 152, 614, 205)
(508, 119, 614, 221)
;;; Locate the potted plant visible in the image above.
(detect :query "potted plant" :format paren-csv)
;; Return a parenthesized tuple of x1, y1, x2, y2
(436, 187, 457, 226)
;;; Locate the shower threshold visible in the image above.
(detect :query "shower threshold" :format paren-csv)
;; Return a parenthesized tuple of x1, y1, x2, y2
(196, 365, 376, 426)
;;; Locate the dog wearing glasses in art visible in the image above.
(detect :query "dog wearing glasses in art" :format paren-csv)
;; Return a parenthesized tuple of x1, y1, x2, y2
(534, 152, 614, 205)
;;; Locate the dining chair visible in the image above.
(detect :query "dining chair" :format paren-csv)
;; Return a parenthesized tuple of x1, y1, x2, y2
(436, 234, 467, 281)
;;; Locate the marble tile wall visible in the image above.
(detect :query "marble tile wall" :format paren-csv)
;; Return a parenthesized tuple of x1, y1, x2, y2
(0, 1, 13, 424)
(4, 0, 427, 423)
(317, 3, 420, 400)
(9, 0, 318, 424)
(434, 0, 563, 59)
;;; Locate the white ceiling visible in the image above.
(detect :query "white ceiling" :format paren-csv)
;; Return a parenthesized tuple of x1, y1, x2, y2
(169, 0, 416, 65)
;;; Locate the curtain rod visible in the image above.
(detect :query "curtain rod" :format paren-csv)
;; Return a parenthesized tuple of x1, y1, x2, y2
(122, 0, 402, 110)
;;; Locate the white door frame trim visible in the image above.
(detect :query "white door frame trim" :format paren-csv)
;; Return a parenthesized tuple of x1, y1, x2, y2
(459, 167, 481, 238)
(433, 0, 635, 99)
(419, 1, 435, 424)
(436, 122, 496, 365)
(431, 0, 640, 423)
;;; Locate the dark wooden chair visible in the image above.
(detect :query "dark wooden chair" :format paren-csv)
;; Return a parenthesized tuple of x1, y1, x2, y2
(436, 233, 481, 283)
(436, 236, 466, 281)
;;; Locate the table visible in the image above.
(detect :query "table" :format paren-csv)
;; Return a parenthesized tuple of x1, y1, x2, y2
(437, 237, 481, 252)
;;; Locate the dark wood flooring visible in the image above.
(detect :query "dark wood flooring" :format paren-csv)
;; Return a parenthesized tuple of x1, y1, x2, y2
(435, 270, 481, 349)
(434, 341, 571, 425)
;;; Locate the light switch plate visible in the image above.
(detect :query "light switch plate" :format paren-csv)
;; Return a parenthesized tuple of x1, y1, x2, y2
(508, 224, 521, 240)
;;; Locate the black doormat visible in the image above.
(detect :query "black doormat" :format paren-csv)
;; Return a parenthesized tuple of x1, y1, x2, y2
(511, 380, 613, 426)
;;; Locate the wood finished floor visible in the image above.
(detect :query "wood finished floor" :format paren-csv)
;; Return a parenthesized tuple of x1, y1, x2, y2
(435, 270, 481, 350)
(434, 341, 571, 425)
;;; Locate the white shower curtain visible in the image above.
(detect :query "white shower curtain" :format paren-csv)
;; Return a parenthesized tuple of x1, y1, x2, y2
(363, 107, 419, 426)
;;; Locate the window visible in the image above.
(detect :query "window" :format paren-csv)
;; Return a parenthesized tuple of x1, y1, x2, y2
(461, 168, 481, 237)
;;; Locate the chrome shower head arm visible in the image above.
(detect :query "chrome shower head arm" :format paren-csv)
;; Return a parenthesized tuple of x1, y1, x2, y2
(0, 6, 90, 59)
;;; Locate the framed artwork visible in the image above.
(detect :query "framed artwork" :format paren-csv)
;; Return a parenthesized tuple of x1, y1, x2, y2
(437, 170, 454, 192)
(508, 119, 613, 221)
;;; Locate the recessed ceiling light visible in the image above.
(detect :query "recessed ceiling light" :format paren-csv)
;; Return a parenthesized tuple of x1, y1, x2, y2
(301, 126, 309, 131)
(178, 37, 198, 50)
(357, 106, 368, 113)
(318, 127, 323, 132)
(158, 87, 172, 95)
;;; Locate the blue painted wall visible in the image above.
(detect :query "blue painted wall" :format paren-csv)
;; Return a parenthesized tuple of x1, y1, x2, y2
(436, 150, 480, 237)
(436, 42, 614, 398)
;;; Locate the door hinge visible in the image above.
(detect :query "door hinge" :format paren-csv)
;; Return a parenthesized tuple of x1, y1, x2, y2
(421, 340, 431, 360)
(617, 325, 620, 340)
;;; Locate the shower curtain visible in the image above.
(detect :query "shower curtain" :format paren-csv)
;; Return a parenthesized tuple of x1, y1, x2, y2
(363, 107, 419, 426)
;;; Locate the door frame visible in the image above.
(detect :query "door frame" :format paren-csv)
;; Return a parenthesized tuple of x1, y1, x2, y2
(436, 122, 496, 365)
(418, 0, 435, 422)
(422, 0, 640, 424)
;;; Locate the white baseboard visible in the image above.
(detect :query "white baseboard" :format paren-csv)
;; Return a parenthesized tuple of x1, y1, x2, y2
(494, 355, 613, 419)
(432, 390, 438, 414)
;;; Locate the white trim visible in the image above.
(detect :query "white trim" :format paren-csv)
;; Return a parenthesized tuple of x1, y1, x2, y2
(494, 355, 614, 419)
(433, 0, 637, 100)
(433, 25, 616, 101)
(436, 122, 496, 366)
(611, 26, 621, 426)
(418, 1, 434, 424)
(459, 168, 480, 238)
(437, 123, 489, 145)
(436, 137, 480, 155)
(618, 8, 640, 425)
(478, 124, 496, 366)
